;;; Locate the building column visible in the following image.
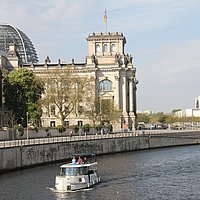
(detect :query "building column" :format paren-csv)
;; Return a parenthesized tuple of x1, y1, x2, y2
(129, 77, 134, 112)
(128, 77, 138, 130)
(122, 76, 127, 114)
(114, 76, 120, 108)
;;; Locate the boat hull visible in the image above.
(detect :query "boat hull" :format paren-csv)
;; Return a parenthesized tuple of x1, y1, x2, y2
(55, 174, 100, 192)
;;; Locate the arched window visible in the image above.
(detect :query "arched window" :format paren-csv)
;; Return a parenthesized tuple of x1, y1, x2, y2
(99, 79, 113, 92)
(111, 44, 116, 52)
(103, 44, 108, 53)
(95, 43, 100, 53)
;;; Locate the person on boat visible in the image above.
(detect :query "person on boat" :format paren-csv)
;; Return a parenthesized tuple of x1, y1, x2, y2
(83, 157, 87, 164)
(77, 156, 83, 164)
(72, 156, 76, 164)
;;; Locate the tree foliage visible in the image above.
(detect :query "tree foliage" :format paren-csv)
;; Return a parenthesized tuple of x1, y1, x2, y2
(83, 81, 100, 127)
(3, 68, 44, 126)
(149, 112, 166, 123)
(40, 68, 94, 126)
(137, 111, 200, 125)
(137, 113, 150, 123)
(100, 98, 122, 125)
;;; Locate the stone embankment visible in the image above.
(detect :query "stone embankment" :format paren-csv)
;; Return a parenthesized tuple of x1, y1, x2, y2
(1, 130, 200, 173)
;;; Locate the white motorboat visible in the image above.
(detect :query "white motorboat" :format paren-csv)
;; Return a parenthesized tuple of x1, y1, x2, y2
(55, 154, 100, 192)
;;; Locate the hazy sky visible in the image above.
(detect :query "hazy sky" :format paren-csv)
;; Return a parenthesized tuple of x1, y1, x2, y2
(1, 0, 200, 113)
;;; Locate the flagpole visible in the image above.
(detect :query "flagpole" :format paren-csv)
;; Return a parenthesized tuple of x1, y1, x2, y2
(104, 9, 107, 33)
(106, 19, 107, 33)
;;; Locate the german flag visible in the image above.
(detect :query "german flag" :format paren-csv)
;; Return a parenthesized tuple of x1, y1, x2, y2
(104, 9, 107, 23)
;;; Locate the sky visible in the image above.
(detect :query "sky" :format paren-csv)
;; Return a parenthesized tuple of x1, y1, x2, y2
(0, 0, 200, 113)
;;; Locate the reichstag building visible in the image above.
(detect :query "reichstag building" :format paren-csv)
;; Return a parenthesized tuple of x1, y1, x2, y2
(0, 24, 138, 131)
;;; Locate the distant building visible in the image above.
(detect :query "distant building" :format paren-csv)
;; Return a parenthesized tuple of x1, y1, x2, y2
(195, 96, 200, 109)
(175, 109, 200, 118)
(142, 110, 155, 115)
(175, 96, 200, 118)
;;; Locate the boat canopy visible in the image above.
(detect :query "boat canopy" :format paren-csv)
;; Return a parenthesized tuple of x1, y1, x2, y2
(60, 162, 97, 168)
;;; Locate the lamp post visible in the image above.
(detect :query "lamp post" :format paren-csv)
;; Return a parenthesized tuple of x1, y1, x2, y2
(121, 115, 124, 134)
(26, 112, 29, 140)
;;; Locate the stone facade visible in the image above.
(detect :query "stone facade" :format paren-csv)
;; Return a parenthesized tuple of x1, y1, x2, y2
(85, 32, 138, 130)
(3, 32, 138, 131)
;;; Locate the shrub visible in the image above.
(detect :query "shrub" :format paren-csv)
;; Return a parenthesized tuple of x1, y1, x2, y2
(107, 124, 113, 132)
(83, 124, 90, 133)
(74, 125, 79, 133)
(95, 124, 103, 131)
(57, 125, 66, 133)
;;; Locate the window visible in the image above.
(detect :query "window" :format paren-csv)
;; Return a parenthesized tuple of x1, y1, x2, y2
(99, 79, 113, 92)
(64, 121, 69, 127)
(196, 99, 199, 109)
(78, 121, 83, 127)
(111, 44, 116, 52)
(103, 44, 108, 53)
(95, 43, 100, 53)
(61, 167, 88, 176)
(50, 105, 56, 115)
(50, 121, 56, 127)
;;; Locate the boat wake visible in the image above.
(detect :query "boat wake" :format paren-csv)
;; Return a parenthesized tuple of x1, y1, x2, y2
(47, 187, 58, 193)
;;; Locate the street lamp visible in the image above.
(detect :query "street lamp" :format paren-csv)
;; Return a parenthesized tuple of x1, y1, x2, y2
(121, 115, 124, 134)
(26, 112, 29, 140)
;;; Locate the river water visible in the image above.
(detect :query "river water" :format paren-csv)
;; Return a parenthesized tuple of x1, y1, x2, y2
(1, 145, 200, 200)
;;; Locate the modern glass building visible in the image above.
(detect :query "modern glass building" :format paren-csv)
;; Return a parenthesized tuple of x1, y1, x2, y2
(0, 24, 38, 64)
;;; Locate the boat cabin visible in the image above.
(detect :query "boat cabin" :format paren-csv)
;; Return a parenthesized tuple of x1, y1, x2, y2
(60, 163, 97, 177)
(59, 153, 98, 177)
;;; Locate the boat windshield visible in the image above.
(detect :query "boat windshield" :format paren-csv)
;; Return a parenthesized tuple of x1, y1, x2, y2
(60, 166, 88, 176)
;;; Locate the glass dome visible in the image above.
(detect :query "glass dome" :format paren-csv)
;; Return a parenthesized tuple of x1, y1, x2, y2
(0, 24, 38, 64)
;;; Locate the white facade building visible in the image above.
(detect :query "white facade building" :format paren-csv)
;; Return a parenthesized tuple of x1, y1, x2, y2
(175, 96, 200, 118)
(175, 109, 200, 118)
(195, 96, 200, 109)
(7, 32, 138, 130)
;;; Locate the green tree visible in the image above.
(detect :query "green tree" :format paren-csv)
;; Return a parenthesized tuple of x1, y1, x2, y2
(83, 123, 90, 133)
(40, 68, 94, 126)
(137, 113, 150, 123)
(100, 98, 122, 127)
(149, 112, 166, 123)
(3, 68, 44, 126)
(83, 81, 101, 128)
(165, 115, 177, 124)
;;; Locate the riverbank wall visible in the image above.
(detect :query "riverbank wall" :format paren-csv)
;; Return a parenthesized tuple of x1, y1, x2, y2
(1, 132, 200, 173)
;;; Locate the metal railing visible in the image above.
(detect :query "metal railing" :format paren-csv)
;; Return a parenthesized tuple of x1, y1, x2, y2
(0, 129, 200, 148)
(0, 132, 137, 148)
